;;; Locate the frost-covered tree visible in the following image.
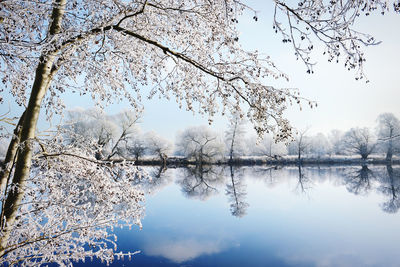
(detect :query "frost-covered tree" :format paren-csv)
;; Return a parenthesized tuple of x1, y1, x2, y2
(287, 128, 310, 161)
(145, 131, 172, 162)
(342, 127, 377, 160)
(126, 132, 147, 162)
(249, 134, 287, 158)
(176, 126, 225, 163)
(107, 109, 142, 159)
(328, 129, 345, 155)
(376, 113, 400, 161)
(0, 108, 144, 264)
(0, 133, 145, 266)
(65, 108, 141, 160)
(0, 0, 398, 264)
(225, 113, 247, 162)
(65, 108, 117, 159)
(309, 133, 329, 158)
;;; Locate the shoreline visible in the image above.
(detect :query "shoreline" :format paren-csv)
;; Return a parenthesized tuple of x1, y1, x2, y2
(2, 156, 398, 169)
(131, 156, 400, 167)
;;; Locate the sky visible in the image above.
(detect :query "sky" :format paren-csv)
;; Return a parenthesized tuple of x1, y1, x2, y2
(1, 1, 400, 142)
(123, 2, 400, 140)
(142, 3, 400, 140)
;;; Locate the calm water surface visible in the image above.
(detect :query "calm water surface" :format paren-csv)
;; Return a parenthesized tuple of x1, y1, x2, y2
(76, 165, 400, 267)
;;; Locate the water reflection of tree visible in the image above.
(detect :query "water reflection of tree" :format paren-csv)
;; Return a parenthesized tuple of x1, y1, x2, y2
(247, 165, 313, 194)
(341, 165, 400, 214)
(133, 166, 172, 195)
(225, 166, 248, 218)
(295, 165, 313, 194)
(342, 165, 375, 195)
(248, 166, 281, 185)
(177, 165, 224, 201)
(377, 165, 400, 213)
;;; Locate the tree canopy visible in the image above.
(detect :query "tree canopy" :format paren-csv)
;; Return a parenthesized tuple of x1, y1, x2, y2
(2, 0, 397, 138)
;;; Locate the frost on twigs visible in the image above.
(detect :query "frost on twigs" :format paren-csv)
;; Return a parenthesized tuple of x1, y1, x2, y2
(273, 0, 396, 80)
(64, 107, 142, 160)
(0, 0, 320, 141)
(0, 132, 145, 266)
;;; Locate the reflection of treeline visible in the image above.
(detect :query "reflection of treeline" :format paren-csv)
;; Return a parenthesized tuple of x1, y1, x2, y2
(43, 109, 400, 166)
(132, 156, 400, 167)
(139, 165, 249, 218)
(341, 165, 400, 213)
(142, 165, 400, 217)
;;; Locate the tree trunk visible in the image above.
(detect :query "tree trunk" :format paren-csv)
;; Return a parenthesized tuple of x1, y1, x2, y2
(199, 148, 203, 165)
(0, 0, 67, 256)
(386, 163, 395, 200)
(386, 133, 393, 162)
(0, 56, 56, 256)
(298, 148, 301, 163)
(361, 153, 368, 160)
(386, 148, 393, 162)
(230, 165, 239, 208)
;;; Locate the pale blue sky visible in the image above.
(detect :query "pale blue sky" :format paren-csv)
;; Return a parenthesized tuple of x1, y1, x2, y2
(136, 4, 400, 140)
(1, 1, 399, 141)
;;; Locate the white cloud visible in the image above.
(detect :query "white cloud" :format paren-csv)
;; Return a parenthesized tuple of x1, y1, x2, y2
(144, 238, 229, 263)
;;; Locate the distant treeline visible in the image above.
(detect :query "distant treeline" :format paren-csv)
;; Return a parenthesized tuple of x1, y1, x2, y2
(3, 109, 397, 165)
(11, 108, 393, 166)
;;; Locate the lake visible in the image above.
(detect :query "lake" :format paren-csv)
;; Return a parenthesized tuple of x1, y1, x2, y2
(74, 165, 400, 267)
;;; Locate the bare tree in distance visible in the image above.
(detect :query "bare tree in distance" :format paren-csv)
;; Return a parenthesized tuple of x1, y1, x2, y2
(309, 133, 330, 158)
(225, 113, 247, 163)
(176, 126, 225, 164)
(126, 133, 147, 162)
(288, 128, 311, 162)
(64, 108, 141, 160)
(342, 127, 377, 160)
(250, 134, 287, 159)
(376, 113, 400, 162)
(328, 129, 345, 155)
(145, 131, 172, 164)
(107, 110, 142, 160)
(65, 107, 118, 159)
